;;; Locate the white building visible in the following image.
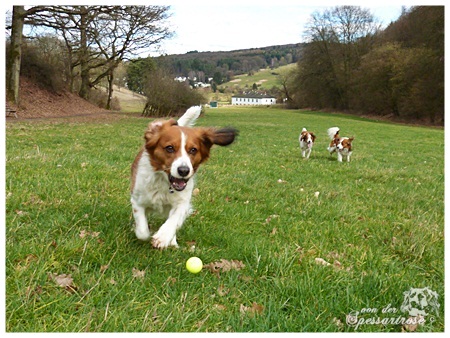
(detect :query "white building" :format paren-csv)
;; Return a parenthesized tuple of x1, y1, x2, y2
(231, 93, 277, 106)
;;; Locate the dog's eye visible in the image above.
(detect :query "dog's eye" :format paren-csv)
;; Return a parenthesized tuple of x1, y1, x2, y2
(165, 145, 175, 153)
(188, 147, 198, 155)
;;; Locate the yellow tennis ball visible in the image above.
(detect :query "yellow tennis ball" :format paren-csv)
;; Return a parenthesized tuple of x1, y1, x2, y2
(186, 257, 203, 274)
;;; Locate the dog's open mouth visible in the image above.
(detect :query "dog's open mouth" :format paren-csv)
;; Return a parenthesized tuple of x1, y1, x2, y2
(169, 174, 189, 191)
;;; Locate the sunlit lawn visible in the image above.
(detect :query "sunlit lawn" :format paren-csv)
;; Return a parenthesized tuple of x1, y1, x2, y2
(5, 107, 444, 332)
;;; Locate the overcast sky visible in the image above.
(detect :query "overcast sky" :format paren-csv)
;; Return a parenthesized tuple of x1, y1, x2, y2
(3, 0, 440, 56)
(150, 0, 409, 56)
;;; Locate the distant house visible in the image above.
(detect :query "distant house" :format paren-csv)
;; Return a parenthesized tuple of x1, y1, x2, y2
(193, 82, 211, 88)
(231, 93, 276, 106)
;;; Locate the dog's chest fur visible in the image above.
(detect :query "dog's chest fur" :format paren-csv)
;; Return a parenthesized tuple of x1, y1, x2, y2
(133, 150, 193, 217)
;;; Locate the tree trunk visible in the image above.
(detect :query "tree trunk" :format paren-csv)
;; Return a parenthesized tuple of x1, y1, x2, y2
(78, 6, 90, 100)
(7, 6, 26, 105)
(106, 69, 114, 110)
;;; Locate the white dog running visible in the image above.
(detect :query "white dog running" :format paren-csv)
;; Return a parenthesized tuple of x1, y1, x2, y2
(130, 106, 237, 249)
(299, 127, 316, 159)
(327, 127, 354, 162)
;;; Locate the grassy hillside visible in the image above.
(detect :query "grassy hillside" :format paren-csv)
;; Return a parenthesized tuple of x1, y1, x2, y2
(111, 86, 146, 113)
(6, 107, 444, 332)
(220, 63, 296, 91)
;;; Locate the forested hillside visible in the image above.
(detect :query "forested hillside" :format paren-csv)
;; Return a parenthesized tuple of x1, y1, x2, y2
(286, 6, 444, 124)
(161, 43, 304, 83)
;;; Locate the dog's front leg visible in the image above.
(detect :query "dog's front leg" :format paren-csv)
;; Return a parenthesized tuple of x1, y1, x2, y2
(306, 148, 311, 159)
(337, 152, 343, 162)
(131, 201, 152, 241)
(152, 203, 190, 249)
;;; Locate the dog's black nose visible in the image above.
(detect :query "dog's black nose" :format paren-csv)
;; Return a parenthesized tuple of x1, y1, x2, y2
(177, 166, 190, 177)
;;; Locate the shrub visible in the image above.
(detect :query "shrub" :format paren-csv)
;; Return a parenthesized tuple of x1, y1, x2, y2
(87, 88, 121, 110)
(20, 37, 68, 93)
(142, 71, 207, 117)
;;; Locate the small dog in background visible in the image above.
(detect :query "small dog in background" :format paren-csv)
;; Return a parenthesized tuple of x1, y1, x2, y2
(299, 128, 316, 159)
(327, 127, 354, 162)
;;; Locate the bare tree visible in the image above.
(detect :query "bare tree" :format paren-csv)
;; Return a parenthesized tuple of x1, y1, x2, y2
(302, 6, 380, 109)
(89, 6, 172, 108)
(277, 71, 294, 105)
(6, 6, 48, 104)
(7, 5, 171, 106)
(29, 6, 105, 94)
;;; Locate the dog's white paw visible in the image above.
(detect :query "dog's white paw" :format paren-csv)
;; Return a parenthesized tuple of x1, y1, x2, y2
(135, 227, 151, 241)
(152, 231, 177, 249)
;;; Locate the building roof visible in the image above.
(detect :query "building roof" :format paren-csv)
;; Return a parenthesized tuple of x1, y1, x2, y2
(232, 92, 275, 99)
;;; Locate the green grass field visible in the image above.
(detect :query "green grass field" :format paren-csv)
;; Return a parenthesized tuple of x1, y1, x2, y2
(5, 107, 444, 332)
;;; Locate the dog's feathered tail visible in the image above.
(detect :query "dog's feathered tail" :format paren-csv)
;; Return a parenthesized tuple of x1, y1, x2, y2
(327, 127, 340, 140)
(177, 106, 202, 127)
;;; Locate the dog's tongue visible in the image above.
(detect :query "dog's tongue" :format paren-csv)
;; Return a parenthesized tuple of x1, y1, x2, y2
(171, 177, 187, 191)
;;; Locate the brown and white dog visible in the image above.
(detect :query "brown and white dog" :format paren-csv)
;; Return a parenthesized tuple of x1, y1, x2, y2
(327, 127, 354, 162)
(130, 106, 237, 249)
(299, 128, 316, 159)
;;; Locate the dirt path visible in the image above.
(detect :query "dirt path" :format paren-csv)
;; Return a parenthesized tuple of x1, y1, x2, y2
(6, 111, 144, 123)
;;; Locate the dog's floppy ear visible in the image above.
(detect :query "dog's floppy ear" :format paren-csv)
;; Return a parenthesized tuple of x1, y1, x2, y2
(300, 131, 307, 141)
(202, 127, 238, 148)
(209, 127, 239, 146)
(144, 118, 177, 148)
(310, 132, 316, 142)
(348, 136, 354, 143)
